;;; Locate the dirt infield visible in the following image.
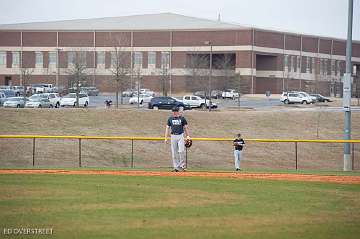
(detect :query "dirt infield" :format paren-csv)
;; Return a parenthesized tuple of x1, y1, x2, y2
(1, 169, 360, 184)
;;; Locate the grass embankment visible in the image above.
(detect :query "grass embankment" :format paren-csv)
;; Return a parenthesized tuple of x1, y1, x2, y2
(0, 108, 359, 170)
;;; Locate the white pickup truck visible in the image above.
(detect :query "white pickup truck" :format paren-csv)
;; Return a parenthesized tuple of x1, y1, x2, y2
(182, 95, 217, 109)
(222, 89, 239, 99)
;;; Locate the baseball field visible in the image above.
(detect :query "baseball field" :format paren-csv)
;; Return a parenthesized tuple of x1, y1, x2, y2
(1, 108, 360, 238)
(1, 170, 360, 239)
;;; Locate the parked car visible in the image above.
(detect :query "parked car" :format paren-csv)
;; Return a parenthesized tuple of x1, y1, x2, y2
(129, 94, 153, 104)
(0, 85, 11, 90)
(30, 84, 53, 94)
(182, 95, 217, 109)
(60, 93, 89, 107)
(280, 92, 313, 104)
(222, 89, 239, 99)
(8, 86, 25, 96)
(0, 89, 15, 98)
(0, 91, 7, 106)
(211, 90, 223, 99)
(148, 97, 191, 111)
(3, 97, 26, 108)
(37, 93, 61, 108)
(25, 97, 51, 108)
(80, 86, 99, 96)
(310, 94, 332, 103)
(140, 88, 155, 97)
(47, 86, 66, 94)
(122, 89, 136, 97)
(194, 91, 210, 99)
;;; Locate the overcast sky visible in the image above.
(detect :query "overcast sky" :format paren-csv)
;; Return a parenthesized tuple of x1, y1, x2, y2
(0, 0, 359, 40)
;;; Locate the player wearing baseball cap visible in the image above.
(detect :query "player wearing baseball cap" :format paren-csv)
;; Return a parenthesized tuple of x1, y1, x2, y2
(233, 133, 245, 171)
(164, 106, 191, 172)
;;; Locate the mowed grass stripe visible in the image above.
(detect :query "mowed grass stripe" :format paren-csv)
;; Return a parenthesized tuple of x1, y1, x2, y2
(0, 174, 360, 239)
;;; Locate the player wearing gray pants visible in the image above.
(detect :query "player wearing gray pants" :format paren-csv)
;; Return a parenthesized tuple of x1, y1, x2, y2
(233, 133, 245, 171)
(170, 133, 185, 170)
(165, 107, 190, 172)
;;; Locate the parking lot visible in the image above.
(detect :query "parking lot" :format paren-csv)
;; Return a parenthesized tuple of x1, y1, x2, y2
(89, 93, 282, 109)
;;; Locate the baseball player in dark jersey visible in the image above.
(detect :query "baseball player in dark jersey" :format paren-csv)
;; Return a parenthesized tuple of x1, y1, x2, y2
(164, 107, 191, 172)
(233, 133, 245, 171)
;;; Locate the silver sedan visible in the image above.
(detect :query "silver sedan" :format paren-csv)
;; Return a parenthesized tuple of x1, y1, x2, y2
(25, 97, 52, 108)
(3, 97, 27, 108)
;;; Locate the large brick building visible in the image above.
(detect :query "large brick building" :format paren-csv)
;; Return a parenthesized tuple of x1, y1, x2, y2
(0, 13, 359, 95)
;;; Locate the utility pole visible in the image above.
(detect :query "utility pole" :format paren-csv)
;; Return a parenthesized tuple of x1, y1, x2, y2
(343, 0, 353, 171)
(205, 41, 213, 112)
(56, 48, 61, 88)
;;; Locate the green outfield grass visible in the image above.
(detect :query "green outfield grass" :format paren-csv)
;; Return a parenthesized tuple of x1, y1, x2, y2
(0, 174, 360, 239)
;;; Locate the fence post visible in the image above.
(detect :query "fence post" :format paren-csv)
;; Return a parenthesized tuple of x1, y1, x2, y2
(131, 139, 134, 168)
(352, 143, 355, 170)
(78, 138, 82, 167)
(295, 142, 298, 170)
(185, 147, 188, 169)
(32, 137, 36, 167)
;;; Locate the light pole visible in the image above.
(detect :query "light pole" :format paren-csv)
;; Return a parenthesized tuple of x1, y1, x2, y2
(55, 48, 62, 88)
(205, 41, 213, 112)
(343, 0, 353, 171)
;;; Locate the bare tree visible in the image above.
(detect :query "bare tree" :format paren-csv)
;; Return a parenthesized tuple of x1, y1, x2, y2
(228, 73, 242, 108)
(215, 53, 235, 90)
(108, 35, 131, 108)
(20, 67, 34, 97)
(133, 66, 142, 108)
(160, 52, 170, 96)
(188, 53, 210, 107)
(67, 51, 88, 107)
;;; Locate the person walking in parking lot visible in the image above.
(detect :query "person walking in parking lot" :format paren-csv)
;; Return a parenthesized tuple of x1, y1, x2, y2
(233, 133, 245, 171)
(164, 107, 191, 172)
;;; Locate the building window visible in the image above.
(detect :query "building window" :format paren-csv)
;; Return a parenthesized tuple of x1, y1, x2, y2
(97, 51, 105, 65)
(35, 52, 43, 68)
(68, 51, 86, 66)
(297, 56, 300, 73)
(133, 52, 143, 66)
(49, 52, 57, 65)
(284, 55, 288, 71)
(0, 51, 6, 66)
(289, 56, 293, 72)
(12, 51, 20, 67)
(331, 59, 335, 76)
(148, 52, 156, 66)
(161, 52, 170, 68)
(306, 56, 310, 72)
(68, 52, 75, 66)
(319, 59, 323, 75)
(311, 58, 315, 74)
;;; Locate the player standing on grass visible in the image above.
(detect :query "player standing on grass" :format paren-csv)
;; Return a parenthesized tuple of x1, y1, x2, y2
(233, 133, 245, 171)
(164, 107, 191, 172)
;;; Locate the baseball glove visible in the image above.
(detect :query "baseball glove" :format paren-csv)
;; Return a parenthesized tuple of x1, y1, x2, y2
(184, 138, 193, 148)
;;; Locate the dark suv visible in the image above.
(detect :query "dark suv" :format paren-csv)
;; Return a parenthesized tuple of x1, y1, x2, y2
(148, 97, 191, 111)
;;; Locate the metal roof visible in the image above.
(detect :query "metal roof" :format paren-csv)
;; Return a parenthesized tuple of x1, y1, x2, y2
(0, 13, 247, 31)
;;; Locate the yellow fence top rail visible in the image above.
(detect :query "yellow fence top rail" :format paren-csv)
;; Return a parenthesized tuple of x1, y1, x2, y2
(0, 135, 360, 143)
